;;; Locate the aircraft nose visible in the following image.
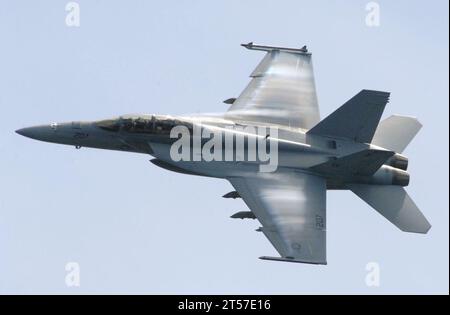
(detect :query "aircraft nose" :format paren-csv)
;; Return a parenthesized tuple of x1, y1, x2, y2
(16, 126, 38, 138)
(15, 125, 53, 141)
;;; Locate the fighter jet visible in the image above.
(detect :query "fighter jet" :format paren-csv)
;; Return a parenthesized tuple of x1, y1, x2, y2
(16, 43, 431, 265)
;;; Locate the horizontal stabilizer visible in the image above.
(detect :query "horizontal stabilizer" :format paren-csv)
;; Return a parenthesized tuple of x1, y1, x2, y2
(350, 185, 431, 233)
(308, 90, 390, 143)
(372, 115, 422, 153)
(311, 149, 394, 177)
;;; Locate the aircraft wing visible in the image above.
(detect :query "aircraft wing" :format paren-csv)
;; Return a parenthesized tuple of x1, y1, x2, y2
(228, 170, 327, 264)
(225, 43, 320, 129)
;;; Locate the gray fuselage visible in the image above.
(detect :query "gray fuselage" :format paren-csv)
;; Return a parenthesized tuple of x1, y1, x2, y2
(16, 114, 410, 188)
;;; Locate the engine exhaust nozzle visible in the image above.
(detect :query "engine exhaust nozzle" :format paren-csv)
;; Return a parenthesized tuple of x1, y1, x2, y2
(386, 153, 409, 171)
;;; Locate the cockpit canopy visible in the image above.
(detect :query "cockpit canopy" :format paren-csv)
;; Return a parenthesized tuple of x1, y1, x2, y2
(95, 115, 192, 135)
(95, 119, 121, 132)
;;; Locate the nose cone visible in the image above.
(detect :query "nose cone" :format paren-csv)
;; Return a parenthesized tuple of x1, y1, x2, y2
(15, 125, 54, 142)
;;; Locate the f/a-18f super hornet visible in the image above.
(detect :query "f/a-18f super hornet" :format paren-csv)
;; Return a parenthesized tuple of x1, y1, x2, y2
(16, 43, 431, 265)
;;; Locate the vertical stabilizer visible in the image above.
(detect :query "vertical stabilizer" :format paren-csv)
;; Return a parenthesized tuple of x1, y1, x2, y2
(372, 115, 422, 153)
(307, 90, 390, 143)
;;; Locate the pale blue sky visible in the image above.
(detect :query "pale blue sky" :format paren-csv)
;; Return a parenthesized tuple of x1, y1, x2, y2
(0, 0, 448, 294)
